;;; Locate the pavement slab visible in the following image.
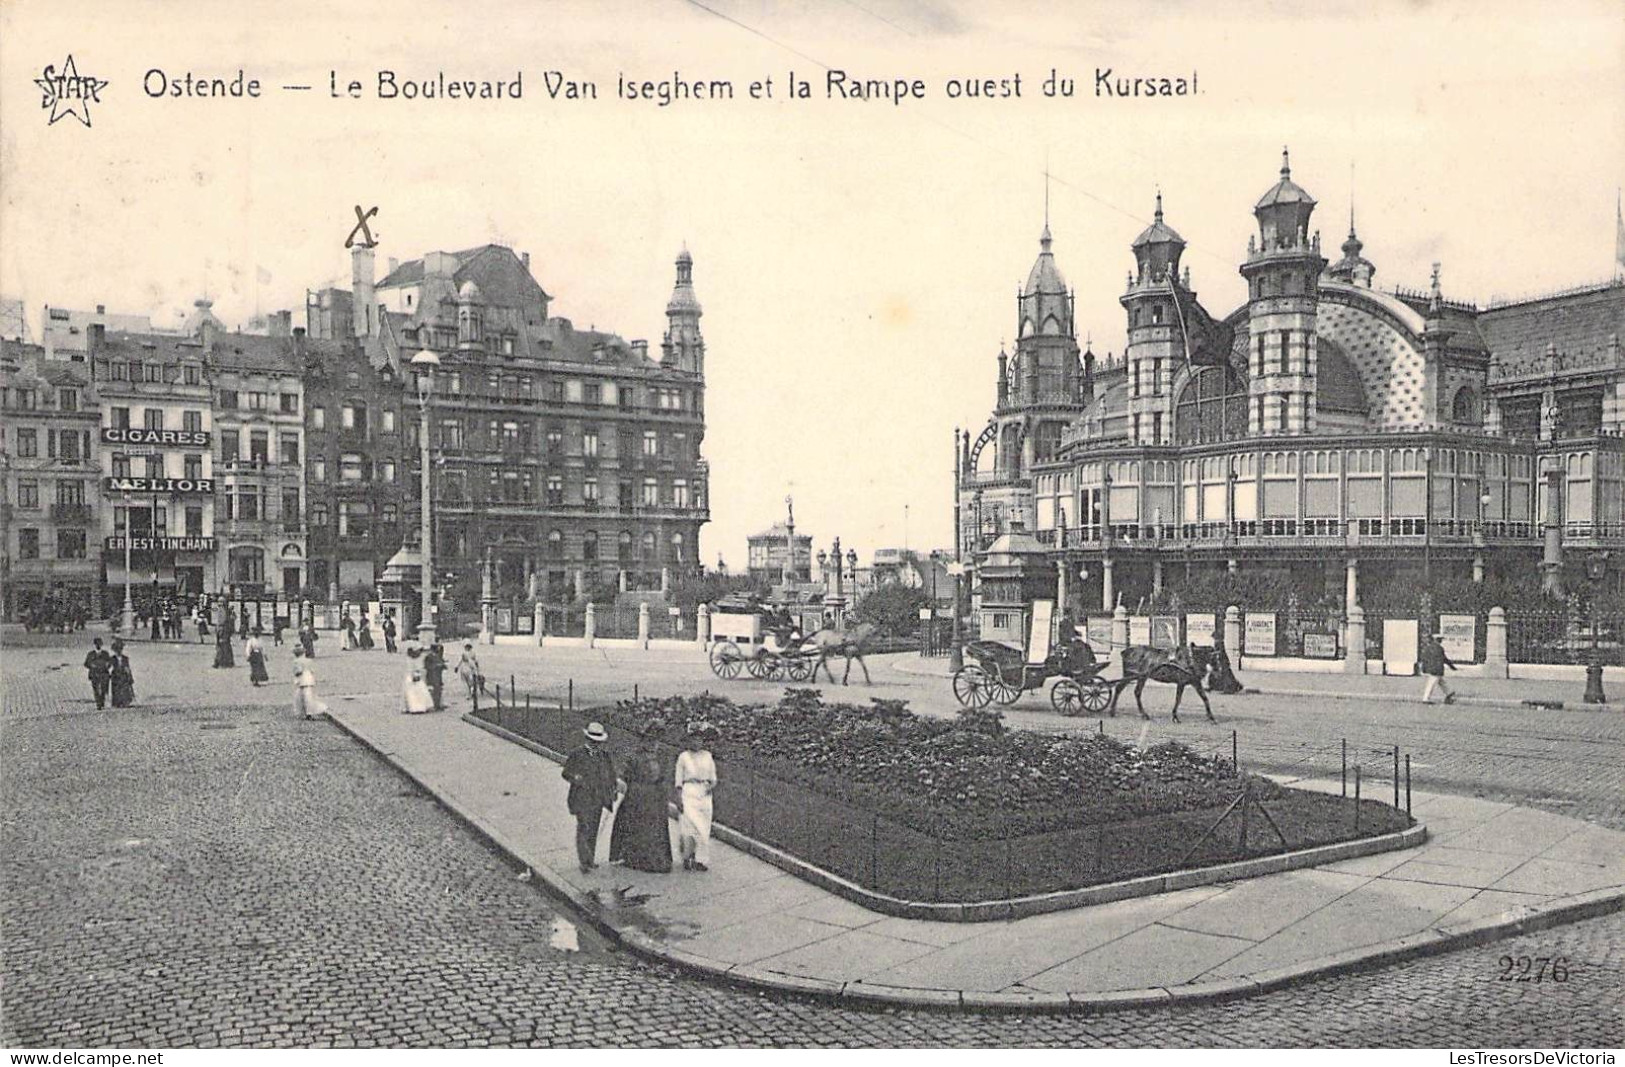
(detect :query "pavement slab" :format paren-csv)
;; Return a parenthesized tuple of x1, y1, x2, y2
(1024, 923, 1256, 993)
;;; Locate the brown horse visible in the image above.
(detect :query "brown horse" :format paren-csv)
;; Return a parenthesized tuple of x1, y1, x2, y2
(1108, 644, 1217, 722)
(806, 621, 880, 685)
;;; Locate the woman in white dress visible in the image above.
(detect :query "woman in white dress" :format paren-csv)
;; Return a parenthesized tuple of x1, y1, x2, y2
(293, 652, 323, 720)
(675, 723, 719, 872)
(402, 647, 435, 714)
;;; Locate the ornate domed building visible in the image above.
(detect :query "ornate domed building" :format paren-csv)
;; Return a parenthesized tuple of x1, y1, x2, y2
(957, 151, 1624, 632)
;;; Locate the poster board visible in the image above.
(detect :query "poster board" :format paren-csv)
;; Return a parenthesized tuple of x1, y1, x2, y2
(1150, 616, 1180, 649)
(1302, 632, 1339, 658)
(496, 607, 515, 633)
(1383, 619, 1420, 676)
(1438, 614, 1477, 663)
(1027, 599, 1054, 665)
(1185, 614, 1216, 648)
(1085, 617, 1113, 649)
(1244, 613, 1277, 656)
(1129, 616, 1152, 645)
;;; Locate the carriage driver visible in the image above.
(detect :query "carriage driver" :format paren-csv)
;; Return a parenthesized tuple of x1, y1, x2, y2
(1054, 607, 1097, 674)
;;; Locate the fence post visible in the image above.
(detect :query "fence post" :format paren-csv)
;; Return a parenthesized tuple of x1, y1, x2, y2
(1393, 745, 1400, 809)
(696, 603, 712, 648)
(1232, 729, 1238, 773)
(1344, 605, 1368, 675)
(1341, 739, 1347, 796)
(637, 603, 650, 648)
(511, 674, 516, 710)
(1405, 754, 1412, 816)
(1238, 779, 1251, 853)
(568, 679, 574, 711)
(870, 814, 879, 889)
(584, 601, 596, 648)
(1484, 606, 1509, 678)
(634, 683, 639, 704)
(1353, 765, 1362, 832)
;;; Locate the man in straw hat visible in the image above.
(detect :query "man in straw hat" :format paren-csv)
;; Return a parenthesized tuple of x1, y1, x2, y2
(562, 722, 621, 873)
(1420, 629, 1458, 705)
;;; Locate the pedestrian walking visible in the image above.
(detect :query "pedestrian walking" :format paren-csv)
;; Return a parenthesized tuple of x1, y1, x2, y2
(272, 616, 286, 646)
(196, 608, 211, 644)
(562, 722, 621, 874)
(382, 613, 398, 654)
(358, 612, 375, 651)
(109, 640, 136, 708)
(84, 637, 113, 710)
(213, 625, 236, 669)
(299, 623, 318, 659)
(609, 726, 673, 873)
(423, 642, 446, 710)
(676, 723, 719, 872)
(402, 647, 435, 714)
(455, 642, 482, 702)
(149, 606, 163, 642)
(1420, 631, 1458, 705)
(293, 652, 325, 720)
(246, 632, 270, 687)
(341, 615, 357, 651)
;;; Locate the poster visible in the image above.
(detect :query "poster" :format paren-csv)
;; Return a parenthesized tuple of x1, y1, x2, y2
(1150, 616, 1180, 649)
(1384, 619, 1421, 676)
(1438, 614, 1477, 663)
(1302, 633, 1339, 659)
(1129, 616, 1152, 645)
(1085, 617, 1113, 649)
(1185, 614, 1216, 648)
(1244, 613, 1277, 656)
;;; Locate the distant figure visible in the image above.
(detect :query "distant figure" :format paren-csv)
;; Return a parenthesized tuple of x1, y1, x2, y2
(293, 653, 322, 720)
(213, 624, 236, 669)
(341, 615, 357, 651)
(1420, 631, 1458, 705)
(562, 722, 620, 874)
(196, 609, 211, 644)
(245, 633, 270, 687)
(272, 616, 286, 646)
(676, 723, 719, 872)
(149, 608, 162, 642)
(84, 637, 113, 710)
(299, 623, 318, 659)
(109, 640, 136, 708)
(424, 643, 446, 710)
(357, 612, 375, 651)
(455, 642, 482, 702)
(1206, 633, 1244, 695)
(402, 648, 435, 714)
(382, 614, 398, 654)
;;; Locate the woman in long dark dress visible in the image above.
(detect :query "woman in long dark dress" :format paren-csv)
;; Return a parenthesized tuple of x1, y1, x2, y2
(246, 632, 270, 686)
(110, 641, 136, 707)
(609, 735, 674, 873)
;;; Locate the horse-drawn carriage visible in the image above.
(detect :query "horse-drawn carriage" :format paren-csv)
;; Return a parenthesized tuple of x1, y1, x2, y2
(707, 597, 823, 682)
(950, 599, 1113, 715)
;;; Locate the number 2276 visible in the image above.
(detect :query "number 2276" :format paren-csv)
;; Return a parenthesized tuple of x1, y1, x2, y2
(1498, 956, 1569, 982)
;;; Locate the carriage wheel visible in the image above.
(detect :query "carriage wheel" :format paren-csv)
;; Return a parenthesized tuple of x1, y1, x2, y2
(709, 641, 743, 680)
(990, 677, 1024, 706)
(1080, 677, 1113, 715)
(1051, 678, 1084, 716)
(746, 652, 776, 680)
(952, 666, 994, 709)
(786, 654, 817, 682)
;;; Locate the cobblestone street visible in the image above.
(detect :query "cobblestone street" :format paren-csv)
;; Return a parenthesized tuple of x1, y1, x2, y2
(3, 634, 1622, 1047)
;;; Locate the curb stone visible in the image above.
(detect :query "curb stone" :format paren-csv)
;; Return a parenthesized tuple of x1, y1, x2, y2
(322, 705, 1625, 1015)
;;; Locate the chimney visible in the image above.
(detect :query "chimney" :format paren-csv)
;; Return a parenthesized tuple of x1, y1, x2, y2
(96, 304, 106, 315)
(387, 257, 399, 276)
(352, 244, 377, 339)
(88, 323, 105, 356)
(630, 339, 648, 361)
(292, 325, 306, 359)
(521, 252, 531, 271)
(268, 310, 292, 336)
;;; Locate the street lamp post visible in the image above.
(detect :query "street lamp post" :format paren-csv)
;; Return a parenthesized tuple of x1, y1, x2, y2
(1583, 552, 1610, 705)
(120, 492, 135, 633)
(411, 349, 441, 645)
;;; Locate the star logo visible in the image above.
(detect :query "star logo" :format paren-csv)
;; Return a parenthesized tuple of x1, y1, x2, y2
(35, 55, 108, 128)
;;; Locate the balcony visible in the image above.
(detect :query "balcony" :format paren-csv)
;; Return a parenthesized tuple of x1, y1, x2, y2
(51, 503, 93, 524)
(1010, 518, 1557, 554)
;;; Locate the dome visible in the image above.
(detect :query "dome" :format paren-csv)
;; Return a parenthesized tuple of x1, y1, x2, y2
(1315, 338, 1368, 415)
(1254, 148, 1316, 211)
(1131, 193, 1185, 249)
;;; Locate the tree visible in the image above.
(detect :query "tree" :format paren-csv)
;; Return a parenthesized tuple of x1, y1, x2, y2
(854, 583, 931, 637)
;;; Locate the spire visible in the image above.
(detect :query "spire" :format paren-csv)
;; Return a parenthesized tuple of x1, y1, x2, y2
(1281, 145, 1291, 179)
(1429, 262, 1443, 313)
(1154, 188, 1164, 222)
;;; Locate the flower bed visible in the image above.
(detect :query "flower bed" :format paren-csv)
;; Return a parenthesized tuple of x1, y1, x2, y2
(480, 688, 1413, 902)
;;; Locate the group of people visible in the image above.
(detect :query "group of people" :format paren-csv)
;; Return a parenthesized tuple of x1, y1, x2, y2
(339, 612, 400, 653)
(402, 641, 484, 714)
(563, 720, 719, 876)
(20, 596, 89, 634)
(82, 637, 137, 709)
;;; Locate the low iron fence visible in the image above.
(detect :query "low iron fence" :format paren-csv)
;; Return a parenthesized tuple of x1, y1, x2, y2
(470, 684, 1413, 904)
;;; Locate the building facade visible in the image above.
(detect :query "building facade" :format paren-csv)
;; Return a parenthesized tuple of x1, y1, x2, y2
(211, 333, 308, 596)
(90, 324, 218, 610)
(0, 341, 101, 619)
(959, 151, 1625, 626)
(309, 239, 710, 606)
(747, 522, 813, 583)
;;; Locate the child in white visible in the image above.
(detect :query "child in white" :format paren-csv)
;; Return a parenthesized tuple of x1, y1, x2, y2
(675, 728, 718, 872)
(293, 654, 321, 719)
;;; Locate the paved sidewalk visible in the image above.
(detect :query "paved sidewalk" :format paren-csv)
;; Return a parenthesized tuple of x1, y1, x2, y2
(323, 686, 1625, 1010)
(891, 655, 1625, 713)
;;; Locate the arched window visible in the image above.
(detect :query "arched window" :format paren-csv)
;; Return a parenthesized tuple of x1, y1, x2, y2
(618, 530, 633, 562)
(641, 532, 656, 559)
(547, 529, 563, 557)
(1451, 385, 1482, 425)
(671, 532, 685, 562)
(1174, 363, 1249, 444)
(583, 531, 598, 562)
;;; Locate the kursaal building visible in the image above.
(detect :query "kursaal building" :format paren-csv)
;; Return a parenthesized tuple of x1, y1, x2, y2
(958, 151, 1624, 641)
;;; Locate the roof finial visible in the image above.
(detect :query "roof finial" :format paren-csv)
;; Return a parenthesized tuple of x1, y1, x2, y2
(1041, 153, 1053, 248)
(1348, 160, 1357, 238)
(1154, 188, 1163, 222)
(1281, 146, 1291, 179)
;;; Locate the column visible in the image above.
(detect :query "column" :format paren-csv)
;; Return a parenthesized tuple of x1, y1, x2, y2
(1101, 556, 1115, 611)
(637, 601, 650, 647)
(1152, 557, 1164, 594)
(1055, 559, 1069, 619)
(1541, 466, 1564, 595)
(1223, 605, 1243, 660)
(1483, 606, 1509, 678)
(696, 602, 711, 647)
(1344, 605, 1367, 675)
(1111, 604, 1129, 654)
(584, 601, 597, 647)
(1344, 556, 1359, 612)
(532, 601, 545, 646)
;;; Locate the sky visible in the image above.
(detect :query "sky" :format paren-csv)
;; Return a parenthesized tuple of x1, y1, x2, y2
(3, 0, 1623, 568)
